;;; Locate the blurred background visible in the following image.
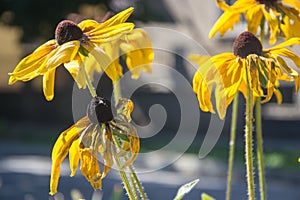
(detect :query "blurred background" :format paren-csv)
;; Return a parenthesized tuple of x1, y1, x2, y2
(0, 0, 300, 199)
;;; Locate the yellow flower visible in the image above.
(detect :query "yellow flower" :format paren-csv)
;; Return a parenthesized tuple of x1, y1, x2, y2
(210, 0, 300, 44)
(8, 7, 135, 101)
(190, 31, 300, 119)
(96, 28, 154, 81)
(50, 97, 139, 195)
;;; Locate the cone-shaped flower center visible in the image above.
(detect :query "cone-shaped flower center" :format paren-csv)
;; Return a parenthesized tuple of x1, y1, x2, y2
(55, 20, 83, 45)
(233, 31, 262, 58)
(87, 96, 114, 124)
(256, 0, 278, 7)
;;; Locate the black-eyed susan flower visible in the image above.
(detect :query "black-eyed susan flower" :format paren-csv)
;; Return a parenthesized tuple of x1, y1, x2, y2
(210, 0, 300, 44)
(190, 31, 300, 119)
(49, 97, 139, 195)
(8, 7, 135, 101)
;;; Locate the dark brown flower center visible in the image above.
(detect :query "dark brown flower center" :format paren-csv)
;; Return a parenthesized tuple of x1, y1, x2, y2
(233, 31, 262, 58)
(55, 20, 83, 45)
(256, 0, 278, 8)
(87, 96, 114, 124)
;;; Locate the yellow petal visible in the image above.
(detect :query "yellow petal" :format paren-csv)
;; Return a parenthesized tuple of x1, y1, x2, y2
(269, 47, 300, 69)
(69, 139, 80, 177)
(262, 8, 280, 44)
(245, 5, 263, 34)
(49, 117, 89, 195)
(120, 29, 154, 79)
(93, 7, 134, 30)
(209, 0, 255, 38)
(266, 37, 300, 51)
(64, 56, 87, 89)
(46, 41, 80, 70)
(89, 46, 121, 82)
(77, 19, 99, 33)
(89, 23, 135, 43)
(209, 11, 241, 38)
(8, 40, 56, 84)
(80, 148, 102, 189)
(43, 69, 56, 101)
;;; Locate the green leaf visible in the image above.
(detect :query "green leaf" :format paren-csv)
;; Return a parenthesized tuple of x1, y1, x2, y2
(173, 179, 199, 200)
(201, 193, 215, 200)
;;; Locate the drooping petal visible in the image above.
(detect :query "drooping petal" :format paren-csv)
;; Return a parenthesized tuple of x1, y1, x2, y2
(8, 40, 57, 84)
(209, 0, 255, 38)
(69, 138, 80, 177)
(189, 55, 215, 114)
(79, 148, 102, 189)
(268, 47, 300, 68)
(43, 69, 56, 101)
(64, 55, 87, 89)
(89, 46, 121, 82)
(262, 8, 280, 44)
(49, 116, 89, 195)
(120, 29, 154, 79)
(245, 5, 263, 34)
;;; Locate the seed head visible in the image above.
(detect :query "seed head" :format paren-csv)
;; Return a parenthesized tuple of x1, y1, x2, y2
(87, 96, 114, 124)
(233, 31, 262, 58)
(55, 20, 83, 45)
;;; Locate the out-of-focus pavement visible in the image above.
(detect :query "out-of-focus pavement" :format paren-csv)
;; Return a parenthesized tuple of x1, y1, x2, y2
(0, 140, 299, 200)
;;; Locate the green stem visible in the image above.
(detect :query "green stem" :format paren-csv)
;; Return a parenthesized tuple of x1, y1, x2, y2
(111, 83, 148, 199)
(129, 166, 148, 200)
(226, 93, 239, 200)
(83, 66, 97, 97)
(257, 17, 267, 200)
(245, 70, 255, 200)
(256, 99, 266, 200)
(112, 146, 137, 200)
(113, 80, 122, 105)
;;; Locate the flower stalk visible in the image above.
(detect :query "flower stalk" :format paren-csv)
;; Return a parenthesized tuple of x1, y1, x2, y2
(83, 65, 97, 98)
(256, 21, 267, 200)
(226, 93, 239, 200)
(245, 66, 255, 200)
(112, 80, 148, 200)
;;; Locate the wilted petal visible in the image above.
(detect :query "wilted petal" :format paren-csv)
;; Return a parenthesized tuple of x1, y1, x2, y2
(49, 117, 89, 195)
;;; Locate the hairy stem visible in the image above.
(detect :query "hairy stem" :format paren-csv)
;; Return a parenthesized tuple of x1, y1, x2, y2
(257, 17, 267, 200)
(245, 69, 255, 200)
(226, 93, 239, 200)
(256, 99, 266, 200)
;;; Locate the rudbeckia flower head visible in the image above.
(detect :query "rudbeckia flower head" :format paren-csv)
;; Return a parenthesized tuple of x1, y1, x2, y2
(190, 31, 300, 119)
(8, 7, 135, 101)
(210, 0, 300, 44)
(49, 96, 139, 195)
